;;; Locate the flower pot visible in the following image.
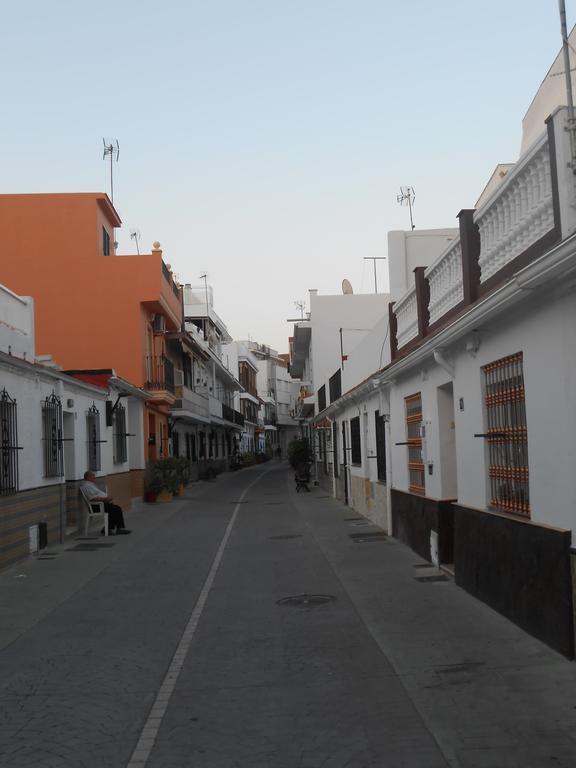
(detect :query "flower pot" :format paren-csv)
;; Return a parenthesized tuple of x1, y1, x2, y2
(156, 489, 173, 503)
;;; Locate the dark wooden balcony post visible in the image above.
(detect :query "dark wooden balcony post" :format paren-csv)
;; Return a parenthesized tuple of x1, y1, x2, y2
(388, 302, 397, 360)
(458, 209, 481, 305)
(414, 267, 430, 339)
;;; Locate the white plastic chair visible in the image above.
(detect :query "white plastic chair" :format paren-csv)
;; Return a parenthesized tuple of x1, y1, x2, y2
(79, 486, 109, 537)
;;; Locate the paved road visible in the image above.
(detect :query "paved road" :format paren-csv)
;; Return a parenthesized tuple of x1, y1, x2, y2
(1, 463, 576, 767)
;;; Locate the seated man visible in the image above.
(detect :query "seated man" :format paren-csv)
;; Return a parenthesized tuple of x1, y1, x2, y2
(81, 471, 131, 535)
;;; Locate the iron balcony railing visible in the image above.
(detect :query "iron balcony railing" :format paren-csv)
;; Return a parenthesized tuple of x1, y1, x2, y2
(145, 355, 175, 393)
(222, 403, 235, 423)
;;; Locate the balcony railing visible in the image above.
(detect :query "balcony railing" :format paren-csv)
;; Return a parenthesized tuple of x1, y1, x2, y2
(222, 403, 235, 423)
(389, 110, 568, 359)
(475, 132, 553, 284)
(145, 355, 175, 393)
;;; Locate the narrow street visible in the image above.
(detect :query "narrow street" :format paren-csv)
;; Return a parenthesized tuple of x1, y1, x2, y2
(1, 464, 576, 768)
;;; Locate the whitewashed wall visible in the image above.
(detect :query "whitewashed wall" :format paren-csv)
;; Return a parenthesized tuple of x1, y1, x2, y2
(388, 287, 576, 536)
(0, 285, 35, 360)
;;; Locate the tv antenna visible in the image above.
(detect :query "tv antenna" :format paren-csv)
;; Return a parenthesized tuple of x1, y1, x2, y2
(397, 186, 415, 230)
(362, 257, 387, 293)
(294, 300, 305, 320)
(103, 138, 120, 204)
(130, 229, 141, 255)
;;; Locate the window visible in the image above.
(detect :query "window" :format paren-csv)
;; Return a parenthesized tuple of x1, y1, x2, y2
(86, 403, 101, 472)
(102, 227, 111, 256)
(172, 430, 179, 457)
(329, 370, 341, 403)
(199, 431, 206, 459)
(482, 352, 529, 516)
(350, 416, 361, 465)
(405, 393, 424, 494)
(113, 403, 128, 464)
(375, 410, 387, 484)
(332, 421, 339, 478)
(42, 392, 63, 478)
(0, 388, 20, 495)
(317, 385, 326, 413)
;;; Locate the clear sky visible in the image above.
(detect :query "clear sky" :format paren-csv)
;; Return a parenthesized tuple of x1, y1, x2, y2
(1, 1, 573, 352)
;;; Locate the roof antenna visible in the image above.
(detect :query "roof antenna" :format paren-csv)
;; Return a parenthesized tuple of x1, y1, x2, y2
(397, 186, 416, 230)
(294, 300, 305, 320)
(103, 138, 120, 204)
(130, 229, 141, 255)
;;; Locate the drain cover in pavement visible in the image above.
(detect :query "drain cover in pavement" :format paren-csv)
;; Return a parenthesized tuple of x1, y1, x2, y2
(344, 517, 363, 521)
(66, 543, 116, 551)
(269, 534, 302, 540)
(348, 532, 387, 543)
(277, 594, 336, 607)
(413, 563, 435, 568)
(414, 575, 449, 583)
(37, 556, 56, 560)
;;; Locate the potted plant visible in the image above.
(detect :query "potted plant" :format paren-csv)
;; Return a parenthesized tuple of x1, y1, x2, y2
(174, 457, 190, 495)
(144, 458, 179, 503)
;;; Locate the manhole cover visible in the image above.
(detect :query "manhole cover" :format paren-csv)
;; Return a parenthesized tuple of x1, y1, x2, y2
(269, 534, 302, 540)
(413, 563, 434, 568)
(277, 594, 336, 607)
(344, 517, 363, 521)
(415, 575, 449, 583)
(349, 532, 387, 543)
(37, 556, 56, 561)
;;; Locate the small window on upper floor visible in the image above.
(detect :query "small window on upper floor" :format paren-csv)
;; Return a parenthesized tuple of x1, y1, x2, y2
(102, 227, 111, 256)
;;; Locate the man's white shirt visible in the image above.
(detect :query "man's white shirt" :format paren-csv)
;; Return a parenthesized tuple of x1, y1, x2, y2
(81, 481, 107, 501)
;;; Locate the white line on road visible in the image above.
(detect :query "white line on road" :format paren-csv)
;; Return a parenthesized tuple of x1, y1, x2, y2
(127, 469, 270, 767)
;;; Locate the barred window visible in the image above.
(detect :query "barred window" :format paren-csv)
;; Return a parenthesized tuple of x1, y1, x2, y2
(86, 403, 102, 472)
(317, 385, 326, 413)
(329, 370, 341, 403)
(405, 393, 424, 494)
(375, 410, 387, 484)
(113, 403, 128, 464)
(350, 416, 361, 465)
(42, 392, 63, 478)
(332, 421, 339, 478)
(0, 388, 20, 495)
(482, 352, 529, 517)
(172, 430, 179, 457)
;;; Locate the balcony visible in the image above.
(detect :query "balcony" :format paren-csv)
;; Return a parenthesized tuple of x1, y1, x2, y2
(172, 384, 210, 423)
(145, 355, 176, 403)
(390, 108, 573, 359)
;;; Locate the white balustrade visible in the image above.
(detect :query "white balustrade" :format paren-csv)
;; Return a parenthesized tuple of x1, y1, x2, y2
(475, 135, 554, 284)
(425, 238, 463, 325)
(395, 288, 419, 349)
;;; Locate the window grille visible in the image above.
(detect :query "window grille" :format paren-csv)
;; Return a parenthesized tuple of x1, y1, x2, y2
(375, 410, 387, 484)
(191, 433, 197, 462)
(0, 388, 21, 495)
(199, 431, 206, 459)
(350, 416, 361, 465)
(86, 403, 102, 472)
(172, 430, 179, 457)
(405, 393, 424, 494)
(113, 403, 128, 464)
(482, 352, 529, 516)
(332, 421, 339, 478)
(42, 392, 63, 478)
(317, 385, 326, 413)
(329, 370, 342, 403)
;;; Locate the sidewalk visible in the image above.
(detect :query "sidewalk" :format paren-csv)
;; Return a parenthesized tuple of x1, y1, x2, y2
(292, 483, 576, 768)
(0, 478, 217, 654)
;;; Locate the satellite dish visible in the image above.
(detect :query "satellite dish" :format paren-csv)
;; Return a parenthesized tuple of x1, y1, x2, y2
(342, 279, 354, 295)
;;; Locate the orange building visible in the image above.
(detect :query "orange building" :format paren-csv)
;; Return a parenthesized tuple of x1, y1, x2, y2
(0, 192, 182, 465)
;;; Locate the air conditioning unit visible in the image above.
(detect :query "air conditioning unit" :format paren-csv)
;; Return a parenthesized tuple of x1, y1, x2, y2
(174, 369, 184, 387)
(153, 315, 166, 332)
